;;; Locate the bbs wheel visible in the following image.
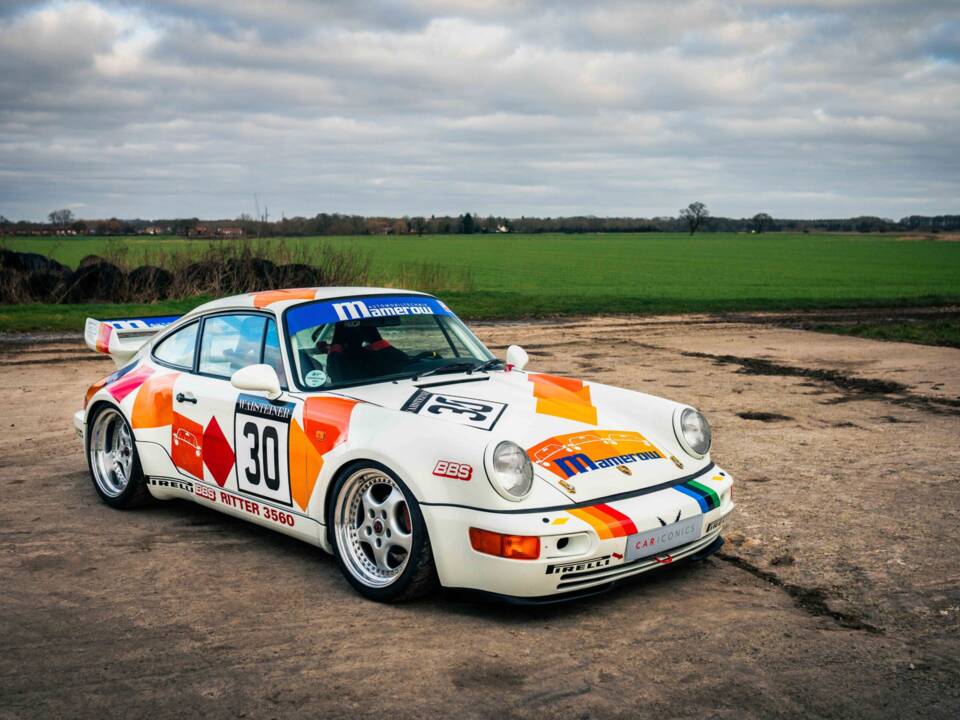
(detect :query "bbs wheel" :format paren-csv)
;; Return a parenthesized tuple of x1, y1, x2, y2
(86, 405, 151, 509)
(330, 462, 437, 602)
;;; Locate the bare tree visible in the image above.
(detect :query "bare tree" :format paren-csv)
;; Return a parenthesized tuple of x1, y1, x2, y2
(48, 208, 74, 227)
(752, 212, 773, 233)
(679, 202, 708, 235)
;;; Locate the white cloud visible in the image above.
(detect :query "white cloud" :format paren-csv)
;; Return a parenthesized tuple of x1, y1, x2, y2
(0, 0, 957, 219)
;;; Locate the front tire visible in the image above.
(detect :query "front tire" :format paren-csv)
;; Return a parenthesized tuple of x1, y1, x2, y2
(329, 462, 438, 602)
(86, 405, 151, 509)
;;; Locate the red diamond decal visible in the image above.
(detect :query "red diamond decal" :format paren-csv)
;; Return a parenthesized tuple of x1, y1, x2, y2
(202, 417, 234, 487)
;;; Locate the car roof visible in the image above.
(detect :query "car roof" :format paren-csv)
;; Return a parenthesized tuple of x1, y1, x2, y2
(186, 286, 434, 317)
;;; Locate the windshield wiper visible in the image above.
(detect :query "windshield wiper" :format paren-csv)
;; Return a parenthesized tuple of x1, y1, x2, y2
(414, 361, 476, 380)
(467, 358, 503, 374)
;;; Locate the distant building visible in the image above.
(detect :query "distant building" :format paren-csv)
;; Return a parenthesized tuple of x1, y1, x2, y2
(217, 226, 244, 238)
(142, 225, 168, 235)
(496, 224, 509, 233)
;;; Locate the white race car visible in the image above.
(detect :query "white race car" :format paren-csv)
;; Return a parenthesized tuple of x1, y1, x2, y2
(75, 288, 734, 603)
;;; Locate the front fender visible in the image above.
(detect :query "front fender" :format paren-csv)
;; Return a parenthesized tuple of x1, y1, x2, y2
(324, 403, 566, 512)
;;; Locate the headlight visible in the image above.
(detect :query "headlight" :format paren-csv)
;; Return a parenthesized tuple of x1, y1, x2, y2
(487, 441, 534, 501)
(673, 407, 712, 458)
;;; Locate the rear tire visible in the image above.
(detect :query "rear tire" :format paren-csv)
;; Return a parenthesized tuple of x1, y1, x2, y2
(86, 405, 151, 509)
(329, 462, 438, 602)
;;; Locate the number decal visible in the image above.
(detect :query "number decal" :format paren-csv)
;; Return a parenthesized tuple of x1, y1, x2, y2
(426, 395, 494, 422)
(242, 422, 261, 484)
(240, 421, 282, 491)
(401, 389, 507, 431)
(235, 393, 295, 505)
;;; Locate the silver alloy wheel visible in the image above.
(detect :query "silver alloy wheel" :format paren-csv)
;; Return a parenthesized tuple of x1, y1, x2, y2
(89, 408, 135, 498)
(334, 468, 413, 588)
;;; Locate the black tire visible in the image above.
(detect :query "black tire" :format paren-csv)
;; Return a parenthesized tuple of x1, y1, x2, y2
(328, 461, 438, 602)
(85, 404, 152, 509)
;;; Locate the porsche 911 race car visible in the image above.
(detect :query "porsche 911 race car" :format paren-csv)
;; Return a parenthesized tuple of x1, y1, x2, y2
(74, 288, 734, 603)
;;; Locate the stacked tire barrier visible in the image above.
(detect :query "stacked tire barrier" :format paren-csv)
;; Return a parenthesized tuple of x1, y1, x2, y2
(0, 249, 326, 304)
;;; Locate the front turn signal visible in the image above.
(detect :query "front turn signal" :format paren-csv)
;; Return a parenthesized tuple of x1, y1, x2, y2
(469, 527, 540, 560)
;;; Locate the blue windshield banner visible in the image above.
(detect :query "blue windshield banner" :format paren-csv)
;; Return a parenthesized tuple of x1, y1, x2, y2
(285, 295, 453, 335)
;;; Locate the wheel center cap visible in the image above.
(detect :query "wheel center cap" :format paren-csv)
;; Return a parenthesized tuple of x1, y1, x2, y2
(373, 520, 384, 534)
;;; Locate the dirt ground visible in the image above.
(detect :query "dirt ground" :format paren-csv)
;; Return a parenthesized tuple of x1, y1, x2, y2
(1, 312, 958, 720)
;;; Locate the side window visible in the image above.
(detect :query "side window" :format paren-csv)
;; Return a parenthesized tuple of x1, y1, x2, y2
(199, 315, 267, 378)
(263, 320, 287, 386)
(153, 322, 198, 369)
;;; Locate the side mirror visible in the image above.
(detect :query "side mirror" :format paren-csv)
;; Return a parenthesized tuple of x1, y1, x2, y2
(231, 364, 282, 401)
(505, 344, 529, 371)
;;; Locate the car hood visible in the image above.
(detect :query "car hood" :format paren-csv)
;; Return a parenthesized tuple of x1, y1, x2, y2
(330, 370, 710, 503)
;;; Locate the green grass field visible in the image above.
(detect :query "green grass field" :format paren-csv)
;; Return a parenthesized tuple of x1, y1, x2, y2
(2, 233, 959, 332)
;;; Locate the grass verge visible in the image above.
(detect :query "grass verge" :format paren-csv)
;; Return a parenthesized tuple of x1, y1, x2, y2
(809, 319, 960, 349)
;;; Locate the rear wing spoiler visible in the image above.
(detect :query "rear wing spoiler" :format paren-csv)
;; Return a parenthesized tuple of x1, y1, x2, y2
(84, 315, 182, 368)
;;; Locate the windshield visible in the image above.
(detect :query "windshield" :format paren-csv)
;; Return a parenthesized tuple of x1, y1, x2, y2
(284, 295, 494, 390)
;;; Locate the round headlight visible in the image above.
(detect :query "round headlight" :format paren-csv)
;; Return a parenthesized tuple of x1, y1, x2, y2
(674, 407, 712, 458)
(487, 441, 534, 501)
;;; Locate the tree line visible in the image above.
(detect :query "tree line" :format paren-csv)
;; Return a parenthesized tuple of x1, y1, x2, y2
(1, 206, 958, 237)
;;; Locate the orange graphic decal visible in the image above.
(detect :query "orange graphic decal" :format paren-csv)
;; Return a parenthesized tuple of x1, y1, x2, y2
(567, 503, 638, 539)
(85, 377, 108, 407)
(287, 397, 359, 511)
(251, 288, 317, 309)
(528, 373, 597, 425)
(528, 429, 665, 479)
(172, 412, 204, 478)
(303, 397, 359, 456)
(131, 372, 179, 428)
(289, 419, 324, 511)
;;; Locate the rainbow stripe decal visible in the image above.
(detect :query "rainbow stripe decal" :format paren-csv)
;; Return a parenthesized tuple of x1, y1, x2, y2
(567, 503, 638, 539)
(674, 480, 721, 512)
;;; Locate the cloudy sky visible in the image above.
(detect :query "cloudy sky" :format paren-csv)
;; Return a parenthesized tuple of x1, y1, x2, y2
(1, 0, 958, 221)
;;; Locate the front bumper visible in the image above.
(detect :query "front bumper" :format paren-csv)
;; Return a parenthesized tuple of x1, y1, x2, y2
(421, 466, 734, 599)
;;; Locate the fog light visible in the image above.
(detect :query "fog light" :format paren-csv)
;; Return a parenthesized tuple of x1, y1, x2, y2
(469, 528, 540, 559)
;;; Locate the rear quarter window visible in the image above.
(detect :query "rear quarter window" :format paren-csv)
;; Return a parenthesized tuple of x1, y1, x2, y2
(153, 322, 199, 369)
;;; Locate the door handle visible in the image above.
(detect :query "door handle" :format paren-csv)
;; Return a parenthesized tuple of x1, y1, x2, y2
(176, 392, 197, 405)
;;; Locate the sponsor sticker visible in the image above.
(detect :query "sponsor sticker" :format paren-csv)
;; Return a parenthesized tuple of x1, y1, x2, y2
(285, 295, 454, 334)
(148, 477, 193, 492)
(706, 515, 726, 534)
(401, 389, 507, 431)
(432, 460, 472, 480)
(529, 430, 666, 480)
(545, 555, 611, 576)
(195, 483, 217, 502)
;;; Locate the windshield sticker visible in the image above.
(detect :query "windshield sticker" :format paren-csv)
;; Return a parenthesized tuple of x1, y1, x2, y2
(304, 369, 327, 387)
(401, 389, 506, 431)
(286, 295, 453, 335)
(528, 430, 666, 479)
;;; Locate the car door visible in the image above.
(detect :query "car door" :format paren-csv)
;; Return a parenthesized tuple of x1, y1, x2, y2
(171, 312, 305, 533)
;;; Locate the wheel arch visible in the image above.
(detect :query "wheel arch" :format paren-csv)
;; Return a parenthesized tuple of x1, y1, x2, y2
(322, 457, 410, 546)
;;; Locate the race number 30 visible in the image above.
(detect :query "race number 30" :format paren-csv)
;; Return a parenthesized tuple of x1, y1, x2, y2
(234, 393, 294, 505)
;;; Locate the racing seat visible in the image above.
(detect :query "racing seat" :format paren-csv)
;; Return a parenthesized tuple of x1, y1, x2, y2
(326, 324, 407, 383)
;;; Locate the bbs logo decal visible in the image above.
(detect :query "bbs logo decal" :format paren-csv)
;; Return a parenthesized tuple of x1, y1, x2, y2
(401, 389, 506, 431)
(235, 393, 295, 506)
(433, 460, 473, 480)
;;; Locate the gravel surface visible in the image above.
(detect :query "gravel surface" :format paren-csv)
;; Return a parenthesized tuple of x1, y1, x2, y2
(1, 314, 958, 719)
